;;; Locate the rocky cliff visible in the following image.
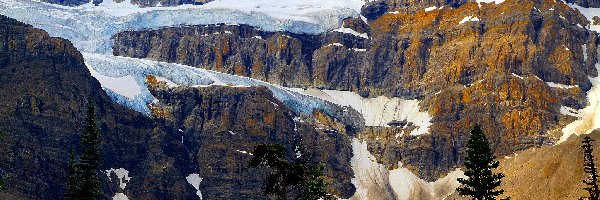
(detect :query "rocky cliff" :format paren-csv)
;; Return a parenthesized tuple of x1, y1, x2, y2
(0, 15, 356, 199)
(361, 0, 468, 19)
(112, 0, 598, 181)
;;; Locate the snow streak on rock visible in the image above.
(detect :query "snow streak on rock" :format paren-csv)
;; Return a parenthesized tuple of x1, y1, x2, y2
(186, 173, 203, 199)
(105, 168, 132, 200)
(560, 63, 600, 143)
(348, 139, 464, 200)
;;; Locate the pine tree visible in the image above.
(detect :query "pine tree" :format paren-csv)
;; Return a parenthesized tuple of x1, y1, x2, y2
(249, 144, 296, 199)
(457, 124, 508, 200)
(249, 143, 334, 200)
(65, 148, 81, 200)
(581, 136, 600, 200)
(78, 101, 103, 199)
(297, 164, 334, 200)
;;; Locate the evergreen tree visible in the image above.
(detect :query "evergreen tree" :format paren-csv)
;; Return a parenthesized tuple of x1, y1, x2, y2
(65, 148, 81, 200)
(249, 144, 297, 199)
(249, 143, 334, 200)
(297, 164, 334, 200)
(457, 124, 508, 200)
(581, 136, 600, 200)
(78, 101, 103, 199)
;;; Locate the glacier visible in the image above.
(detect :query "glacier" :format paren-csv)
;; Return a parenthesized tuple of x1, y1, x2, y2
(0, 0, 363, 54)
(83, 52, 341, 116)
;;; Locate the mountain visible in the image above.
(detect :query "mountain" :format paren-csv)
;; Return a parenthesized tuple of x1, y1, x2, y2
(2, 0, 600, 199)
(111, 0, 600, 180)
(0, 14, 360, 199)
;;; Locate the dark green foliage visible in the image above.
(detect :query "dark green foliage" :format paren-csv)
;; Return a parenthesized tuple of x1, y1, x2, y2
(297, 164, 334, 200)
(249, 144, 299, 199)
(65, 149, 81, 200)
(77, 101, 103, 199)
(457, 125, 508, 200)
(249, 144, 333, 200)
(581, 136, 600, 200)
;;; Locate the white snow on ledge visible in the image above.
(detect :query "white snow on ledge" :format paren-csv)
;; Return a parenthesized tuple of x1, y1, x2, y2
(459, 15, 480, 24)
(348, 139, 465, 200)
(333, 27, 370, 39)
(546, 82, 578, 89)
(424, 6, 438, 12)
(560, 106, 580, 117)
(288, 88, 433, 135)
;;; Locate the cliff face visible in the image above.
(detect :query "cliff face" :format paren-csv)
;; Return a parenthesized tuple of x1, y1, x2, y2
(145, 78, 356, 199)
(113, 22, 369, 88)
(0, 15, 155, 199)
(0, 15, 355, 199)
(361, 0, 468, 19)
(112, 0, 598, 180)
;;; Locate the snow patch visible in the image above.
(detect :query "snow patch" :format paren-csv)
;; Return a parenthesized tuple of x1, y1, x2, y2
(87, 61, 142, 99)
(333, 27, 369, 39)
(459, 15, 479, 24)
(583, 44, 588, 61)
(154, 76, 179, 88)
(348, 138, 465, 200)
(105, 168, 131, 190)
(105, 168, 132, 200)
(236, 150, 253, 155)
(560, 106, 580, 117)
(326, 43, 345, 47)
(424, 6, 437, 12)
(546, 82, 578, 89)
(289, 88, 432, 135)
(186, 173, 203, 199)
(511, 73, 524, 79)
(113, 193, 129, 200)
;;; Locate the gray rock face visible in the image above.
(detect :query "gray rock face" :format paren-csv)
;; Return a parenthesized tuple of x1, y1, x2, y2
(112, 0, 600, 181)
(0, 15, 356, 199)
(113, 22, 369, 89)
(145, 81, 357, 199)
(361, 0, 469, 20)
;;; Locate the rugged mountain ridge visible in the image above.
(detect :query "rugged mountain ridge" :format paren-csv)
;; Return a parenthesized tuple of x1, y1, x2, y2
(0, 15, 357, 199)
(112, 0, 599, 180)
(565, 0, 600, 8)
(39, 0, 213, 7)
